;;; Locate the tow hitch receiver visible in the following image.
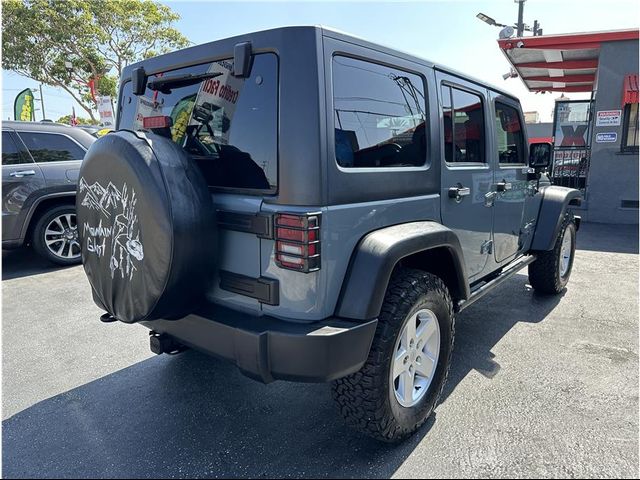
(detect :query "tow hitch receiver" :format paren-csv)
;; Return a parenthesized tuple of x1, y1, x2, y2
(149, 331, 187, 355)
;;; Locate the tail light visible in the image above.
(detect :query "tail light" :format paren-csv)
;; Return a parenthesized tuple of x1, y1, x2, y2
(275, 212, 321, 273)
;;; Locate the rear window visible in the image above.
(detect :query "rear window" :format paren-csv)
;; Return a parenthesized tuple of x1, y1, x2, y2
(119, 53, 278, 192)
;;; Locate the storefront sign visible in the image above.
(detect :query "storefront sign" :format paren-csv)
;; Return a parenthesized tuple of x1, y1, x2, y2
(97, 96, 115, 127)
(552, 149, 589, 178)
(595, 132, 618, 143)
(556, 123, 588, 147)
(596, 110, 622, 127)
(554, 101, 591, 147)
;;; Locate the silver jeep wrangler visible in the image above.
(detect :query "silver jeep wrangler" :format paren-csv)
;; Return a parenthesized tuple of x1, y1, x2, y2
(77, 26, 580, 442)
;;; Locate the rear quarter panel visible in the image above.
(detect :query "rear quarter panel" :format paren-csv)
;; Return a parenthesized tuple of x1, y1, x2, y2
(260, 33, 442, 321)
(260, 195, 440, 321)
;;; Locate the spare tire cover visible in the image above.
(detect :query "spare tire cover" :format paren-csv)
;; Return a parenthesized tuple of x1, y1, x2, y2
(76, 131, 216, 323)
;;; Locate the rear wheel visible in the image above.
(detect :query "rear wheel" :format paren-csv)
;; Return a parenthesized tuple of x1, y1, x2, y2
(331, 268, 455, 442)
(528, 213, 576, 294)
(32, 205, 81, 266)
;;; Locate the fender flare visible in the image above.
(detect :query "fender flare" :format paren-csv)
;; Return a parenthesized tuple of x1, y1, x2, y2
(530, 186, 582, 251)
(335, 222, 469, 320)
(19, 190, 76, 242)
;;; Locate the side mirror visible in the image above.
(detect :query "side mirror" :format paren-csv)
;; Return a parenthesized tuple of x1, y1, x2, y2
(529, 142, 552, 169)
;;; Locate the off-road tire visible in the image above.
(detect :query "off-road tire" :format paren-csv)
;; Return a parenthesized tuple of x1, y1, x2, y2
(32, 205, 81, 266)
(528, 212, 576, 294)
(331, 268, 455, 442)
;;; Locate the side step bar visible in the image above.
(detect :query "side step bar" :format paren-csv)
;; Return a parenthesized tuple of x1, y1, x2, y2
(456, 255, 537, 312)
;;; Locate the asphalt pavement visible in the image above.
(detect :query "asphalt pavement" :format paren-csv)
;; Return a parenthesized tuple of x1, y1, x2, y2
(2, 222, 638, 478)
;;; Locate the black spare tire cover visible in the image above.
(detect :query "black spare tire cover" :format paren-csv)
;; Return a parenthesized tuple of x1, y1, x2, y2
(76, 131, 216, 323)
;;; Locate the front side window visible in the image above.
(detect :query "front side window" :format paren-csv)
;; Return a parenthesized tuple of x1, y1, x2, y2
(119, 53, 278, 191)
(442, 85, 486, 164)
(621, 103, 639, 153)
(2, 132, 31, 165)
(16, 132, 86, 163)
(332, 56, 427, 168)
(494, 102, 525, 164)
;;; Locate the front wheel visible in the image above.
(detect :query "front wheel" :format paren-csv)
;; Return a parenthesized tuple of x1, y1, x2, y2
(32, 205, 82, 266)
(528, 213, 576, 294)
(331, 268, 455, 442)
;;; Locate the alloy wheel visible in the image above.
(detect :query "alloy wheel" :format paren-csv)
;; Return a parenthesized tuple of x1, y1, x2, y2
(44, 213, 81, 260)
(391, 308, 441, 408)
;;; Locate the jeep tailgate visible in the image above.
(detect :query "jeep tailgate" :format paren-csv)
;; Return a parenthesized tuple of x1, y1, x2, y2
(116, 53, 279, 314)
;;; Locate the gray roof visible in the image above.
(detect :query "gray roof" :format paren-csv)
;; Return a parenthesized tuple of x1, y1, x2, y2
(123, 25, 520, 103)
(3, 120, 97, 148)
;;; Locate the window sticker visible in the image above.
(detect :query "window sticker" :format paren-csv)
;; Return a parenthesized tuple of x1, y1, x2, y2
(187, 60, 246, 145)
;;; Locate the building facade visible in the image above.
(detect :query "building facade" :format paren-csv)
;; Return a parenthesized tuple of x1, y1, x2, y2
(501, 29, 639, 224)
(587, 39, 638, 223)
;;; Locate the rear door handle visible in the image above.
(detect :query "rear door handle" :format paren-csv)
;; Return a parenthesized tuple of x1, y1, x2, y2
(448, 185, 471, 201)
(495, 181, 512, 193)
(9, 170, 36, 178)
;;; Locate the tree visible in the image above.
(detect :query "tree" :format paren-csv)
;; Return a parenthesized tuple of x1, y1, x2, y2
(56, 114, 100, 125)
(2, 0, 190, 121)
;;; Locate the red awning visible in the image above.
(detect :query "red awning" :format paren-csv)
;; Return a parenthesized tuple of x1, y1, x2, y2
(623, 74, 639, 105)
(498, 29, 639, 94)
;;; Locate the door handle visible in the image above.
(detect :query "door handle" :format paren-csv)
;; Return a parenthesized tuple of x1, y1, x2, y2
(448, 185, 471, 202)
(9, 170, 36, 178)
(495, 181, 512, 193)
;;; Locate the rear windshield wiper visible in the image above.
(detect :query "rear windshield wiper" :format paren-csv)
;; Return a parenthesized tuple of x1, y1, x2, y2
(147, 71, 223, 94)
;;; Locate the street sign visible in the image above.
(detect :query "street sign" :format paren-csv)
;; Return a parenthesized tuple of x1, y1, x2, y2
(596, 110, 622, 127)
(595, 132, 618, 143)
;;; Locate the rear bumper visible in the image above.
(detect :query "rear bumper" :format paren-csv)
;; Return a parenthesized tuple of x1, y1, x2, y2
(141, 303, 377, 384)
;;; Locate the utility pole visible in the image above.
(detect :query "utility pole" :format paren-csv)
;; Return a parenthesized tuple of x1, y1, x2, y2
(477, 0, 542, 38)
(516, 0, 526, 37)
(38, 83, 46, 120)
(533, 20, 543, 36)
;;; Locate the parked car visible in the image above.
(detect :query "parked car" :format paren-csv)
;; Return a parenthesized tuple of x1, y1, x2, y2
(76, 26, 581, 442)
(2, 121, 96, 265)
(77, 125, 113, 138)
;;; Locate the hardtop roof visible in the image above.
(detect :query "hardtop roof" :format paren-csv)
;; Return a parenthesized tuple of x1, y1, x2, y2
(320, 26, 520, 101)
(122, 25, 520, 103)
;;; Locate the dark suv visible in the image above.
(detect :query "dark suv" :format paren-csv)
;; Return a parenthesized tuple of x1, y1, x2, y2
(77, 27, 581, 442)
(2, 121, 96, 264)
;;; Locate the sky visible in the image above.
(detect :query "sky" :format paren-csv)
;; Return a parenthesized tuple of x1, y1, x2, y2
(2, 0, 639, 123)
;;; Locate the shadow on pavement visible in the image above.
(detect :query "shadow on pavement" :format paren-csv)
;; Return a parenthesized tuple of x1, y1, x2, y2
(2, 350, 428, 479)
(2, 273, 564, 479)
(442, 273, 563, 402)
(575, 222, 638, 254)
(2, 248, 76, 281)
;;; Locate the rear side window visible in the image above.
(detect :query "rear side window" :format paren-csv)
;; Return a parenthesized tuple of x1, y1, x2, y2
(494, 102, 525, 164)
(332, 56, 427, 168)
(118, 53, 278, 192)
(2, 132, 31, 165)
(442, 85, 486, 164)
(16, 132, 86, 163)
